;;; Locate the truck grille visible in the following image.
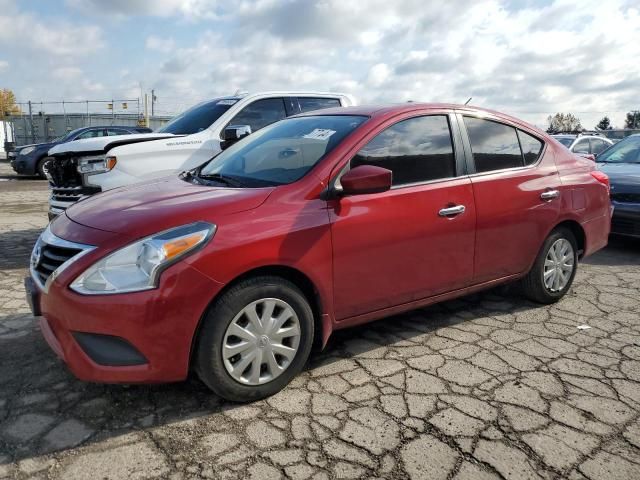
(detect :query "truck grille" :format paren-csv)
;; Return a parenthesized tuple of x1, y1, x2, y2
(611, 193, 640, 204)
(46, 157, 82, 188)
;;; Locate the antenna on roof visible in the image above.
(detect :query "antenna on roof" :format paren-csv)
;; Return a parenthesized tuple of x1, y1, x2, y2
(234, 89, 249, 97)
(464, 97, 472, 105)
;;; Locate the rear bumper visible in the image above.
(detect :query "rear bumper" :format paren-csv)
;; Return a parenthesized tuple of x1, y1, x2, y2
(581, 211, 611, 257)
(611, 203, 640, 238)
(32, 262, 223, 384)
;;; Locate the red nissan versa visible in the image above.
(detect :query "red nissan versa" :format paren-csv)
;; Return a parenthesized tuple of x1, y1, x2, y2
(25, 104, 611, 402)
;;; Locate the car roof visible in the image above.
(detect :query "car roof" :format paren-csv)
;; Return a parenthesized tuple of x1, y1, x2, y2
(295, 103, 542, 131)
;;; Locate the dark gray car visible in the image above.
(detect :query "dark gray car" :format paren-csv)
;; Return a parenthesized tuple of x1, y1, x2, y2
(597, 134, 640, 237)
(10, 126, 152, 178)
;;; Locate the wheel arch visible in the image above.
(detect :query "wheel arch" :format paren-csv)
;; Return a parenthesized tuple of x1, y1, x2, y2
(551, 219, 586, 258)
(189, 264, 328, 370)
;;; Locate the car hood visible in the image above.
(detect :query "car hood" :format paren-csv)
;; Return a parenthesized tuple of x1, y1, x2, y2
(65, 175, 275, 236)
(597, 162, 640, 187)
(48, 133, 177, 156)
(18, 141, 56, 152)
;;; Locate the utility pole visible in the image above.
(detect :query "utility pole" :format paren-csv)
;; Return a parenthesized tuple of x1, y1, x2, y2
(144, 93, 149, 128)
(28, 101, 35, 143)
(151, 89, 155, 116)
(112, 98, 115, 125)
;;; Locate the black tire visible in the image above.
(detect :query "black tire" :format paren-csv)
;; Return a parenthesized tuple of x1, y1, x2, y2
(36, 157, 50, 179)
(195, 275, 314, 402)
(520, 227, 578, 304)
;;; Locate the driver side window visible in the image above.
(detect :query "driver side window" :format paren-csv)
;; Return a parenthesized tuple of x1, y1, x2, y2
(227, 98, 287, 134)
(76, 129, 105, 139)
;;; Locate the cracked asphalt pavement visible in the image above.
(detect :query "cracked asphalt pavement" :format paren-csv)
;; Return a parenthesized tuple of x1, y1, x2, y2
(1, 161, 640, 480)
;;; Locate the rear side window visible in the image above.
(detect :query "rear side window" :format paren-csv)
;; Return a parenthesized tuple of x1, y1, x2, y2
(351, 115, 456, 186)
(592, 139, 609, 155)
(464, 117, 522, 172)
(572, 139, 590, 154)
(298, 97, 341, 113)
(518, 130, 544, 165)
(228, 98, 287, 133)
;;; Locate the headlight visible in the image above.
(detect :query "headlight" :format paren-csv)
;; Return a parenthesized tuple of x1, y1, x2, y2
(20, 146, 36, 155)
(77, 155, 117, 174)
(70, 222, 216, 295)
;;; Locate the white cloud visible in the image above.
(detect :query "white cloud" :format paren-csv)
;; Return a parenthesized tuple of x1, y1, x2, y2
(146, 35, 176, 53)
(0, 11, 103, 57)
(5, 0, 640, 129)
(0, 60, 8, 71)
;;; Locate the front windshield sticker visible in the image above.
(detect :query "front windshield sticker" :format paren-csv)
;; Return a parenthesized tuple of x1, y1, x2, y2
(303, 128, 337, 140)
(217, 99, 238, 106)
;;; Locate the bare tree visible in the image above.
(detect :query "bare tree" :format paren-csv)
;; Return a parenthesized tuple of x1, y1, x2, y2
(546, 113, 583, 134)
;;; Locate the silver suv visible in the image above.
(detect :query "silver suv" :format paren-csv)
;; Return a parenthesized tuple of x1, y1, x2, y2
(552, 133, 613, 158)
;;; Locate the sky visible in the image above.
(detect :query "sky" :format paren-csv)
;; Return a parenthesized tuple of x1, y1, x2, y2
(0, 0, 639, 129)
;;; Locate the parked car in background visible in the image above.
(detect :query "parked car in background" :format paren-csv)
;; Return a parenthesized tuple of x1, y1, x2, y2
(26, 103, 611, 401)
(10, 126, 152, 178)
(552, 133, 613, 158)
(45, 92, 354, 218)
(596, 134, 640, 238)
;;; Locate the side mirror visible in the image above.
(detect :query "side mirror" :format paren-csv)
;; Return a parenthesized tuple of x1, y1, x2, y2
(339, 165, 392, 195)
(222, 125, 252, 149)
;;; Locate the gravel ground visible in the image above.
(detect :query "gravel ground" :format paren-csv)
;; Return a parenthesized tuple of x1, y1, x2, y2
(1, 161, 639, 480)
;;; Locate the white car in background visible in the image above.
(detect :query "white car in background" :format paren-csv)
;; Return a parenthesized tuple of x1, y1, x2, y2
(552, 133, 613, 158)
(46, 91, 355, 218)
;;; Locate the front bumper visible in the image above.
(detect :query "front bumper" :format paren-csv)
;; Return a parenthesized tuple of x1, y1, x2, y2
(611, 202, 640, 238)
(27, 223, 224, 383)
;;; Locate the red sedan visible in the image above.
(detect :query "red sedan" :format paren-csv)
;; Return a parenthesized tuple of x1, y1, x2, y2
(25, 104, 611, 401)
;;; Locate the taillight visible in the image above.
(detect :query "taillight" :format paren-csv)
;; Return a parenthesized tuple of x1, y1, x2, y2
(590, 171, 610, 193)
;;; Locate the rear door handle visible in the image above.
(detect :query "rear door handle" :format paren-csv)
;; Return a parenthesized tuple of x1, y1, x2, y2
(540, 190, 560, 201)
(438, 205, 466, 217)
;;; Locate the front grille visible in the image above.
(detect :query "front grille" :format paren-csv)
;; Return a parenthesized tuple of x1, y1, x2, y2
(33, 244, 83, 287)
(30, 226, 94, 291)
(611, 216, 640, 236)
(611, 193, 640, 204)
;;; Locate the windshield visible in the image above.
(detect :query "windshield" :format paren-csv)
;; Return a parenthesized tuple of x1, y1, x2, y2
(597, 136, 640, 164)
(158, 99, 236, 135)
(199, 115, 367, 186)
(554, 136, 575, 147)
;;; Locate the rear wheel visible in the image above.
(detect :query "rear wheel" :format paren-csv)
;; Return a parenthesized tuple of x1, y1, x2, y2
(195, 275, 314, 402)
(520, 227, 578, 304)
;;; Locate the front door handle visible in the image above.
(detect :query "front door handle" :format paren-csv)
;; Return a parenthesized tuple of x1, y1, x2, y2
(438, 205, 466, 217)
(540, 190, 560, 201)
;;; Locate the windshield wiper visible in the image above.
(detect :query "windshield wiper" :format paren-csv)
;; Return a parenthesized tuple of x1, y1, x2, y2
(197, 173, 244, 187)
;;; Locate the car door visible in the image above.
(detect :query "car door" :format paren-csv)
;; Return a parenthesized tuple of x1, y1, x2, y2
(329, 113, 476, 320)
(458, 114, 561, 283)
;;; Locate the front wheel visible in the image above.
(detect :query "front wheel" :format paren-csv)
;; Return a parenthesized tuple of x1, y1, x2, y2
(195, 276, 314, 402)
(520, 227, 578, 304)
(36, 157, 52, 179)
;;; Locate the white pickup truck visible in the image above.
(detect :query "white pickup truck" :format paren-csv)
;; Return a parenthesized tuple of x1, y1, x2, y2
(46, 91, 354, 218)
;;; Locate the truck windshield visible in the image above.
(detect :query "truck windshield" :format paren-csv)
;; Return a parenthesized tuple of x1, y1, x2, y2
(158, 100, 236, 135)
(198, 115, 367, 187)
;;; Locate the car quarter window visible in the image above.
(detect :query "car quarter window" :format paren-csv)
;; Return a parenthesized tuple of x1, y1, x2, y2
(517, 130, 544, 165)
(573, 139, 590, 154)
(464, 117, 523, 173)
(298, 97, 341, 113)
(350, 115, 456, 186)
(228, 98, 287, 133)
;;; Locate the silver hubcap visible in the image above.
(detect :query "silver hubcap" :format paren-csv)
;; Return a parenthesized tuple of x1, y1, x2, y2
(222, 298, 301, 385)
(543, 238, 575, 292)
